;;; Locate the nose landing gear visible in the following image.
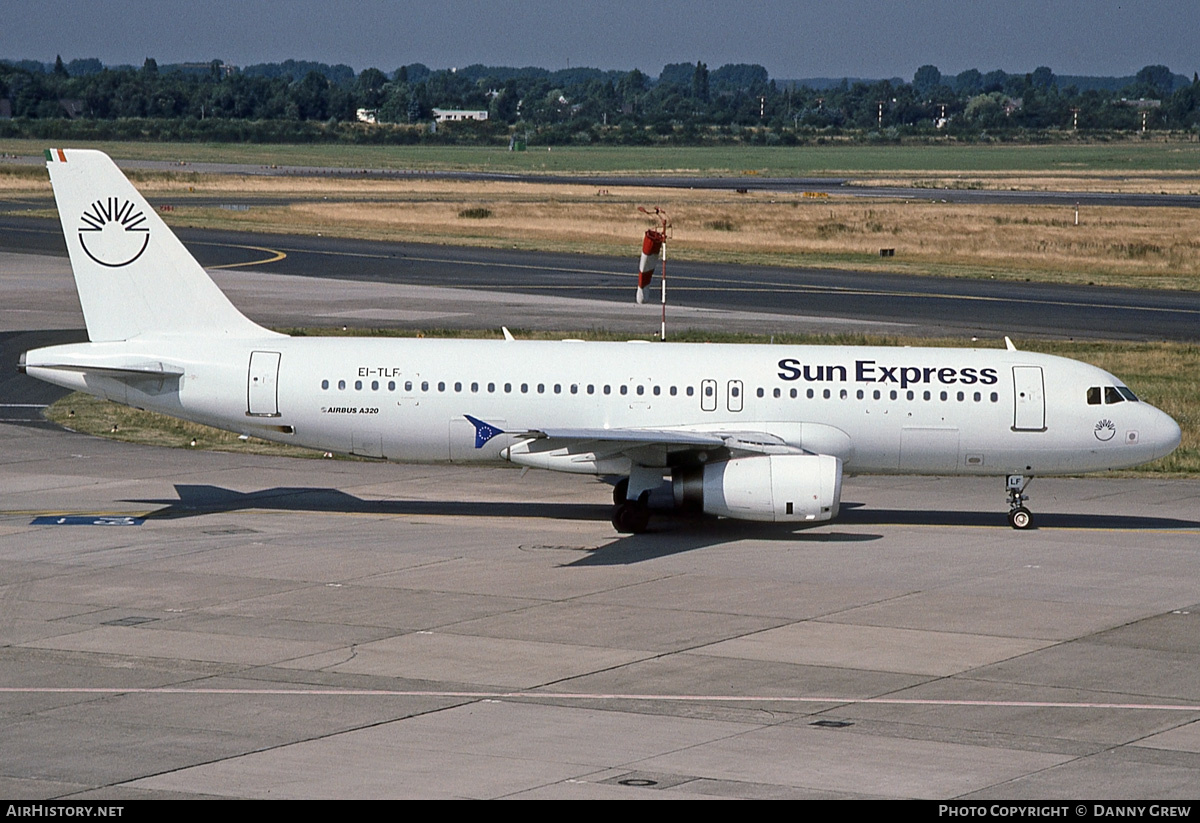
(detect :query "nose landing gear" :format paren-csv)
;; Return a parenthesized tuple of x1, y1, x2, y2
(1006, 475, 1033, 529)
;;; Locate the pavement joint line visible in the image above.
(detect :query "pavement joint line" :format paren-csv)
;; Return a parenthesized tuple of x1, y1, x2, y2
(0, 687, 1198, 712)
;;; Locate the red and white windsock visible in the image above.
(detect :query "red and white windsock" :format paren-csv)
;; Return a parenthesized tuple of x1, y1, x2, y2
(636, 229, 665, 304)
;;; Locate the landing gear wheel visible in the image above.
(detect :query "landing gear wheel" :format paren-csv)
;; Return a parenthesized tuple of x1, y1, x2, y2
(1008, 506, 1032, 530)
(612, 477, 629, 506)
(612, 501, 650, 534)
(1005, 475, 1034, 530)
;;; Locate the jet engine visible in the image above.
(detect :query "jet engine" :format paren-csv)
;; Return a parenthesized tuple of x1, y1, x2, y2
(672, 454, 843, 523)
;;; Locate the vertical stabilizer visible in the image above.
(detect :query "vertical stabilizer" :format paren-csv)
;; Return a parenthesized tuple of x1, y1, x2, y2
(45, 148, 278, 342)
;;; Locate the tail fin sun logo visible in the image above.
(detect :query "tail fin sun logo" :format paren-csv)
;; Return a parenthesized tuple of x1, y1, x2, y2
(78, 197, 150, 267)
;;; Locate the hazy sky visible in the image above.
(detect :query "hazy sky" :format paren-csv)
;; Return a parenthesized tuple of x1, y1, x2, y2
(2, 0, 1195, 80)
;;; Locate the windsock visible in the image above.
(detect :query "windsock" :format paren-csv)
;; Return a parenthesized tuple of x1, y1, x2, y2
(636, 229, 665, 304)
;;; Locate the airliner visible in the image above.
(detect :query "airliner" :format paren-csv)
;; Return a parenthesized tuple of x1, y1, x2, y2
(20, 149, 1181, 532)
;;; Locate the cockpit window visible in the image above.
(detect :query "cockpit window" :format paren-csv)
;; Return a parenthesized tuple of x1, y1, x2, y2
(1104, 386, 1125, 404)
(1116, 386, 1139, 402)
(1087, 386, 1101, 405)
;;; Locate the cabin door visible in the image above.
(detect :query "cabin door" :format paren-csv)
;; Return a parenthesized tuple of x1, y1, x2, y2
(1012, 366, 1046, 431)
(247, 351, 281, 417)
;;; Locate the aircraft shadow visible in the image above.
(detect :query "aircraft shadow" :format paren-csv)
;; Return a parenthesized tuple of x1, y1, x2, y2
(123, 485, 1198, 566)
(129, 484, 606, 522)
(836, 506, 1200, 531)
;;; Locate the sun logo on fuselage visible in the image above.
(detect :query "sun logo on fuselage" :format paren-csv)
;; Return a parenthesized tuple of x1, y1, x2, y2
(1094, 419, 1116, 441)
(78, 197, 150, 267)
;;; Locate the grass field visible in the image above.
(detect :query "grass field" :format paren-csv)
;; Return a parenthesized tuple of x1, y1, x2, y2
(6, 161, 1199, 288)
(5, 137, 1200, 176)
(43, 329, 1200, 476)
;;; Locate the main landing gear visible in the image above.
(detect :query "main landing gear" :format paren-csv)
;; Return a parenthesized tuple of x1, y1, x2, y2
(1006, 475, 1033, 530)
(611, 476, 651, 534)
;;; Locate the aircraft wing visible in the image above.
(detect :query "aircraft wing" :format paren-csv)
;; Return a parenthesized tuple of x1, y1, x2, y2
(536, 426, 804, 456)
(467, 416, 806, 461)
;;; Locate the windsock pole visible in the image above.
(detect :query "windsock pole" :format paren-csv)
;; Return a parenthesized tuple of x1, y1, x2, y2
(636, 206, 670, 340)
(659, 236, 667, 341)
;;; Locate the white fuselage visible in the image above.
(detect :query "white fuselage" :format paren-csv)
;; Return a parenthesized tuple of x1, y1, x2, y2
(25, 336, 1182, 477)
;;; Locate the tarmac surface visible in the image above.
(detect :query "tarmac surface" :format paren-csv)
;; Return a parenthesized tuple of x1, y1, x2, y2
(3, 249, 1200, 798)
(3, 421, 1200, 799)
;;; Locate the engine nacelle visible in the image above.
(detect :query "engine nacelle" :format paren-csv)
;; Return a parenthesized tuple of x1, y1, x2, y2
(673, 454, 843, 523)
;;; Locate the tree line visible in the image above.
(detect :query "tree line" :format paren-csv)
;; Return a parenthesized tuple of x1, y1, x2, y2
(2, 56, 1198, 145)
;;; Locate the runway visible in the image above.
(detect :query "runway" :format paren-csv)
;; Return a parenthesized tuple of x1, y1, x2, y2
(4, 214, 1200, 342)
(5, 152, 1200, 208)
(4, 188, 1200, 797)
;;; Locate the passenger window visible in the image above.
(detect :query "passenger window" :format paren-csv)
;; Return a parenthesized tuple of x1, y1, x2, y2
(923, 390, 930, 400)
(957, 391, 964, 401)
(388, 381, 395, 391)
(653, 386, 660, 396)
(669, 386, 677, 396)
(604, 385, 611, 395)
(338, 380, 346, 390)
(823, 389, 831, 399)
(521, 383, 528, 393)
(792, 389, 799, 399)
(757, 388, 765, 398)
(974, 392, 981, 402)
(620, 385, 628, 395)
(990, 392, 998, 402)
(537, 384, 544, 394)
(487, 383, 495, 392)
(571, 384, 578, 394)
(636, 385, 644, 395)
(1105, 386, 1124, 404)
(873, 390, 880, 400)
(371, 380, 379, 391)
(890, 390, 897, 400)
(906, 390, 914, 400)
(321, 379, 329, 390)
(807, 389, 814, 399)
(840, 389, 848, 399)
(1087, 386, 1101, 405)
(774, 388, 782, 398)
(355, 380, 363, 390)
(471, 382, 478, 392)
(405, 381, 413, 391)
(856, 389, 864, 400)
(588, 385, 595, 394)
(554, 384, 561, 394)
(703, 385, 712, 397)
(687, 386, 694, 397)
(940, 391, 947, 401)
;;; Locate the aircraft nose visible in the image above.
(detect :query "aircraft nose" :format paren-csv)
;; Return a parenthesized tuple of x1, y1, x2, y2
(1148, 408, 1182, 460)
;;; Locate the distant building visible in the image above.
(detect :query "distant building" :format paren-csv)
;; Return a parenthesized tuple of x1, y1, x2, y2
(432, 108, 488, 123)
(356, 108, 378, 124)
(59, 99, 85, 119)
